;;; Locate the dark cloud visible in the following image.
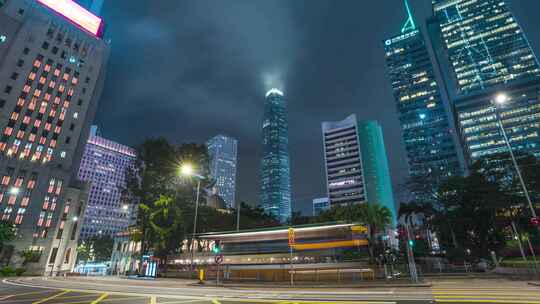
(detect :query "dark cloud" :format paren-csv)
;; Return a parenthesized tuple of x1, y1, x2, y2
(94, 0, 540, 214)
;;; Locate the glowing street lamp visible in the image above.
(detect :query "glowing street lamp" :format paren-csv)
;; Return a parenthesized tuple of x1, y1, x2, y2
(179, 163, 205, 278)
(491, 93, 537, 219)
(180, 164, 194, 176)
(9, 187, 19, 195)
(494, 93, 508, 105)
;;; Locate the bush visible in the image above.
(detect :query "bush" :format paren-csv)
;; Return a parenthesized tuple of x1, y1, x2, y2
(15, 268, 25, 276)
(0, 266, 15, 277)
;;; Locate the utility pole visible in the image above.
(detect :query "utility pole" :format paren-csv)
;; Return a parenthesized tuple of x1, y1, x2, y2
(405, 221, 418, 283)
(236, 203, 240, 231)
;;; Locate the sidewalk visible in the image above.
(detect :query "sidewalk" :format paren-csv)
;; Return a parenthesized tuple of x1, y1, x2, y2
(188, 279, 432, 289)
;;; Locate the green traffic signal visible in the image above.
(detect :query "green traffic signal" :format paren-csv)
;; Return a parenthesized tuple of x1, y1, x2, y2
(212, 246, 221, 254)
(408, 240, 414, 247)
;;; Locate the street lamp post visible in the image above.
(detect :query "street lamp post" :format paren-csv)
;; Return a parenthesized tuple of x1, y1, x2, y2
(491, 93, 537, 219)
(180, 164, 204, 279)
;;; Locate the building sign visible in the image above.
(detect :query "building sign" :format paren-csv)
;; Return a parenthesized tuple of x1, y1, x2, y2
(385, 29, 419, 46)
(37, 0, 103, 38)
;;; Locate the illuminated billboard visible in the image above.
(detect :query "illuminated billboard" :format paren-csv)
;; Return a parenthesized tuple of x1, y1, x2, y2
(37, 0, 103, 38)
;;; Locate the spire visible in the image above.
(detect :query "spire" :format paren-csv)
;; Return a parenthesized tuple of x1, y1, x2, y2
(401, 0, 416, 33)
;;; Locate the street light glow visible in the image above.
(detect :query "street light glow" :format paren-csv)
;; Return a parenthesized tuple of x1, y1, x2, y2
(180, 163, 194, 176)
(495, 93, 508, 105)
(9, 187, 19, 195)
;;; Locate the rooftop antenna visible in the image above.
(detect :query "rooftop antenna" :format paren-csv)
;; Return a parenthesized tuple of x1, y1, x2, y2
(401, 0, 416, 33)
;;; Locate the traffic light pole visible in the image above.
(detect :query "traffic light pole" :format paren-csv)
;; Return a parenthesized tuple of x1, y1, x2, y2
(405, 222, 418, 283)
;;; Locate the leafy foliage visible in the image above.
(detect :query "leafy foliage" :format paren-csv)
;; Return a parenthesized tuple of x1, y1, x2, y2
(126, 138, 281, 268)
(0, 220, 15, 249)
(399, 153, 540, 261)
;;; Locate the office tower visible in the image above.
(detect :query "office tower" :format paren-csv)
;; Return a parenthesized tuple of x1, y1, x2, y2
(322, 115, 366, 206)
(428, 0, 540, 162)
(260, 88, 291, 222)
(207, 135, 238, 209)
(0, 0, 109, 274)
(77, 127, 136, 240)
(383, 0, 463, 194)
(312, 197, 330, 216)
(357, 121, 397, 227)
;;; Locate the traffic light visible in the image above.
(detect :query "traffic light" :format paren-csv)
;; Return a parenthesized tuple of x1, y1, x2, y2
(408, 239, 415, 247)
(212, 243, 221, 254)
(531, 217, 539, 227)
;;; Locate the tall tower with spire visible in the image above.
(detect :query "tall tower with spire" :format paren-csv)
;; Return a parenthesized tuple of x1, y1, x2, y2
(382, 0, 464, 200)
(260, 88, 291, 223)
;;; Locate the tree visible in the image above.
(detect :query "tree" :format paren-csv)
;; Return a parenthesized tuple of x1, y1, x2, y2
(76, 241, 92, 263)
(429, 160, 511, 260)
(0, 220, 15, 250)
(149, 195, 184, 271)
(88, 236, 114, 262)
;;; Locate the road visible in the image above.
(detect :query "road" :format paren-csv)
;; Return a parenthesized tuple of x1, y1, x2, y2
(0, 276, 538, 304)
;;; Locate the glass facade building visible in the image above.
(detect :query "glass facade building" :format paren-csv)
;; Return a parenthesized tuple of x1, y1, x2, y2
(431, 0, 540, 95)
(312, 197, 330, 216)
(77, 128, 136, 240)
(357, 121, 397, 227)
(383, 26, 463, 186)
(429, 0, 540, 162)
(207, 134, 238, 209)
(260, 88, 291, 223)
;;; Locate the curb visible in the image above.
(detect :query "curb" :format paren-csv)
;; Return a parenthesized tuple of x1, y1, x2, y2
(528, 282, 540, 286)
(188, 282, 432, 289)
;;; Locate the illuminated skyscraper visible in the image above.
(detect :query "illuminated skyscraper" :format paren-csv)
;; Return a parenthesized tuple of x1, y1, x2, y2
(78, 127, 136, 240)
(260, 88, 291, 223)
(0, 0, 109, 274)
(428, 0, 540, 162)
(207, 134, 237, 209)
(383, 0, 463, 194)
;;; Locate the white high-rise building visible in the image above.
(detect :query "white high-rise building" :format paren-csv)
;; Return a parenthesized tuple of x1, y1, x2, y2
(322, 115, 366, 206)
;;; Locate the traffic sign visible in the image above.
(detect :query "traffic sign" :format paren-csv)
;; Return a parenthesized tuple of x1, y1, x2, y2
(215, 254, 223, 264)
(288, 228, 295, 246)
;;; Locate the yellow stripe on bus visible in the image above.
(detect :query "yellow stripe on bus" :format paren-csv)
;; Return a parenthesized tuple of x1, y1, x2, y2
(292, 239, 368, 250)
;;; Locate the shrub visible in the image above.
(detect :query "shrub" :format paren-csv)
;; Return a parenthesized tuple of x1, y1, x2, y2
(0, 266, 15, 277)
(15, 268, 25, 276)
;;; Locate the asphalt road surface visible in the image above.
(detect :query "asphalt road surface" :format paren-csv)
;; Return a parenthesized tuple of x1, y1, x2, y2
(0, 276, 538, 304)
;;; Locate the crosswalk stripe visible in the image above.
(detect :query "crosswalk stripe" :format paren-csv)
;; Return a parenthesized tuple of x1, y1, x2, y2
(91, 293, 109, 304)
(32, 290, 70, 304)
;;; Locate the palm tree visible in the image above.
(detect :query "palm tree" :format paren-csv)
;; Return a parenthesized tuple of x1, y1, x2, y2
(355, 203, 392, 259)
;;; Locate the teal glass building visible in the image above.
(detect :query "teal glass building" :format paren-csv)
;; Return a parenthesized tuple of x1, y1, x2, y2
(358, 121, 397, 227)
(260, 88, 291, 223)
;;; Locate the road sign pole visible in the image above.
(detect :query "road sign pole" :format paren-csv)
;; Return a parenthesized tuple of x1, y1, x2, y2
(288, 228, 295, 286)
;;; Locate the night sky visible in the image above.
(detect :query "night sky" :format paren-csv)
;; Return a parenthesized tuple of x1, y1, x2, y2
(93, 0, 540, 214)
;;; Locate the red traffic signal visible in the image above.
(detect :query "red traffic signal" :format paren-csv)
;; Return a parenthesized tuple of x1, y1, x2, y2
(531, 217, 539, 226)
